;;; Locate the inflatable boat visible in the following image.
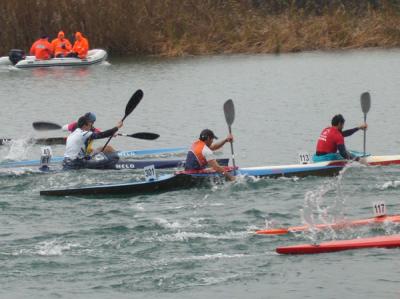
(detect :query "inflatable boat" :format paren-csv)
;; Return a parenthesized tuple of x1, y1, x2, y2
(0, 49, 107, 68)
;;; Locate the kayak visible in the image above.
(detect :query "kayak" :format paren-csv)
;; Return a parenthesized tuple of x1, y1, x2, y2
(0, 49, 107, 69)
(39, 155, 400, 197)
(276, 234, 400, 254)
(255, 214, 400, 235)
(0, 146, 187, 168)
(0, 137, 66, 146)
(40, 167, 232, 196)
(39, 158, 229, 171)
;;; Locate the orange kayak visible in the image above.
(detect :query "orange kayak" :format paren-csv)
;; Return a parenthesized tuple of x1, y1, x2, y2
(276, 234, 400, 254)
(256, 215, 400, 235)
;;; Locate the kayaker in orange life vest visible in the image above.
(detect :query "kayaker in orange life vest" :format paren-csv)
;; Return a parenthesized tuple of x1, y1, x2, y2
(67, 32, 89, 58)
(315, 114, 367, 160)
(51, 31, 72, 58)
(185, 129, 235, 181)
(30, 35, 53, 60)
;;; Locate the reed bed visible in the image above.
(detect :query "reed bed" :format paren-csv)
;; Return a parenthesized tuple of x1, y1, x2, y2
(1, 0, 400, 56)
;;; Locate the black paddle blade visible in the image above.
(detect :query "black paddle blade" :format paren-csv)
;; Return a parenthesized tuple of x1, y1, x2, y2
(32, 121, 62, 131)
(124, 89, 144, 119)
(360, 92, 371, 114)
(128, 132, 160, 140)
(223, 99, 235, 126)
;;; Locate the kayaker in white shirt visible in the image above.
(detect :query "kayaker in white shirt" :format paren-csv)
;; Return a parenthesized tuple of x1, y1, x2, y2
(63, 115, 122, 169)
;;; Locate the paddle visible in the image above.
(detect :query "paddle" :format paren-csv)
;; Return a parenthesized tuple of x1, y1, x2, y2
(117, 132, 159, 140)
(360, 92, 371, 156)
(223, 99, 236, 175)
(100, 89, 144, 152)
(32, 121, 62, 131)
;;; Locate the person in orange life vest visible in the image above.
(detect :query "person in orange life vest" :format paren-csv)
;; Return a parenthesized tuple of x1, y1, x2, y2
(185, 129, 235, 181)
(315, 114, 367, 160)
(51, 31, 72, 58)
(61, 112, 115, 154)
(30, 35, 53, 60)
(67, 32, 89, 58)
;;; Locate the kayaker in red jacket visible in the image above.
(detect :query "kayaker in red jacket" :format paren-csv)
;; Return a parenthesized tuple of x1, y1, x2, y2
(51, 31, 72, 58)
(185, 129, 235, 181)
(315, 114, 367, 160)
(30, 35, 53, 60)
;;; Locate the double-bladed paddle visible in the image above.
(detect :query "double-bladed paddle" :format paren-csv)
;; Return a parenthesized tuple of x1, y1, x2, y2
(101, 89, 144, 152)
(360, 92, 371, 156)
(223, 99, 236, 175)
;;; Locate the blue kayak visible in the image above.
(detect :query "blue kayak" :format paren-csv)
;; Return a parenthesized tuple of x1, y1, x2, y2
(0, 146, 187, 168)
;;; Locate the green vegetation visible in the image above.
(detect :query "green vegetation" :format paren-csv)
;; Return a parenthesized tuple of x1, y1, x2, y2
(1, 0, 400, 56)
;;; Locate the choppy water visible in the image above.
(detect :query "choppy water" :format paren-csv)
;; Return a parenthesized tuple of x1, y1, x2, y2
(1, 50, 400, 298)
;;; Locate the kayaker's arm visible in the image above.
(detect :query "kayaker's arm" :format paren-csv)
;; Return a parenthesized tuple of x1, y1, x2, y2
(91, 127, 118, 139)
(342, 127, 359, 137)
(208, 159, 235, 181)
(209, 134, 233, 151)
(91, 121, 123, 140)
(342, 123, 367, 137)
(337, 144, 351, 160)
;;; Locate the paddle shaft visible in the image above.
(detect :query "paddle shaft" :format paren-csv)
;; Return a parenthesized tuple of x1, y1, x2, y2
(227, 125, 236, 175)
(363, 113, 367, 156)
(100, 115, 127, 152)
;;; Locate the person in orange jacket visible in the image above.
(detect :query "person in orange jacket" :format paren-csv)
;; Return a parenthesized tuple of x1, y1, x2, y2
(30, 35, 53, 60)
(51, 31, 72, 58)
(67, 32, 89, 59)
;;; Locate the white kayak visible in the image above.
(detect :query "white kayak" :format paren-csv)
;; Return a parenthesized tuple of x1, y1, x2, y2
(0, 49, 107, 68)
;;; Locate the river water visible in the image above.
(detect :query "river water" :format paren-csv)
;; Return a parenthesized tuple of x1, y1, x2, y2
(1, 50, 400, 298)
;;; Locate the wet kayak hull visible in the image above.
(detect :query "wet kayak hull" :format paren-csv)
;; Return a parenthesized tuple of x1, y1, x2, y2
(276, 234, 400, 254)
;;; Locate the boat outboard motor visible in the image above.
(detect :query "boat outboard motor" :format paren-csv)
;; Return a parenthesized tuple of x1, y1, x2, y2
(9, 49, 26, 65)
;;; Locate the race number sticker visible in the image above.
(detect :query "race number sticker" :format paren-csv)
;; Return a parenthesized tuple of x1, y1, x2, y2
(298, 152, 311, 164)
(373, 201, 386, 217)
(144, 165, 156, 182)
(40, 146, 53, 168)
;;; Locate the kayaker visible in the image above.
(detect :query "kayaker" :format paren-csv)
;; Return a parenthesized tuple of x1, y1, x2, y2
(185, 129, 235, 181)
(67, 32, 89, 58)
(315, 114, 367, 161)
(63, 115, 123, 170)
(30, 35, 53, 60)
(51, 31, 72, 58)
(62, 112, 116, 154)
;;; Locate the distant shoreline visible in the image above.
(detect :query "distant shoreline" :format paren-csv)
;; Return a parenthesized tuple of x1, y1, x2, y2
(2, 1, 400, 57)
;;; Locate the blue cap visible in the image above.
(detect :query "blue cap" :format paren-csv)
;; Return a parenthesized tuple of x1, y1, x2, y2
(84, 112, 96, 122)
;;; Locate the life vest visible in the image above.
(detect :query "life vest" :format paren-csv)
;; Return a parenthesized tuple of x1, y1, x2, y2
(185, 140, 209, 170)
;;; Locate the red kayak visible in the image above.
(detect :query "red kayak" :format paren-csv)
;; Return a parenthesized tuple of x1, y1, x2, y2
(256, 215, 400, 235)
(276, 234, 400, 254)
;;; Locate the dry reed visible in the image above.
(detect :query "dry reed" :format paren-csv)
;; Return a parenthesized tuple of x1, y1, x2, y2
(1, 0, 400, 56)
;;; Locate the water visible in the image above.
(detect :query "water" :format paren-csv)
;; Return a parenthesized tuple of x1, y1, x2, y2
(1, 50, 400, 298)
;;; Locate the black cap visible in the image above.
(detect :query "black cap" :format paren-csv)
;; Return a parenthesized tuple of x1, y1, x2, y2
(199, 129, 218, 141)
(331, 114, 345, 126)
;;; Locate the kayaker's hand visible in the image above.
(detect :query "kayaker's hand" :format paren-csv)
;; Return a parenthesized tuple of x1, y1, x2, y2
(116, 120, 123, 129)
(359, 123, 367, 130)
(225, 134, 233, 143)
